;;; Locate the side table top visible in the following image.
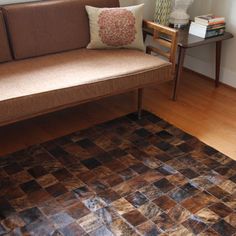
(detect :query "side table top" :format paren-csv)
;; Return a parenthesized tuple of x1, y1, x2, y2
(143, 27, 233, 48)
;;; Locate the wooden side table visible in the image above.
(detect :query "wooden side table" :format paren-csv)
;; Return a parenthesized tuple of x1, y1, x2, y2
(144, 27, 233, 100)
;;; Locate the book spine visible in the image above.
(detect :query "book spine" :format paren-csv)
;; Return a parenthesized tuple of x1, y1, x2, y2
(207, 23, 226, 30)
(209, 17, 225, 23)
(194, 19, 208, 25)
(189, 24, 225, 38)
(208, 20, 225, 26)
(205, 28, 225, 38)
(195, 16, 225, 23)
(195, 19, 225, 26)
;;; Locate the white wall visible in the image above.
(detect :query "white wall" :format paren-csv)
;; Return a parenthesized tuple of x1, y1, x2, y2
(120, 0, 155, 20)
(185, 0, 236, 88)
(210, 0, 236, 87)
(119, 0, 135, 6)
(189, 0, 212, 19)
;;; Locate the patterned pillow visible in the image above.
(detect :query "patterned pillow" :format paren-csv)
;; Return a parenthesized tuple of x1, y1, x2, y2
(86, 4, 145, 51)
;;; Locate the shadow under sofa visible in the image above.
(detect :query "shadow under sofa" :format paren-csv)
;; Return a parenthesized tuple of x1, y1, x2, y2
(0, 0, 178, 127)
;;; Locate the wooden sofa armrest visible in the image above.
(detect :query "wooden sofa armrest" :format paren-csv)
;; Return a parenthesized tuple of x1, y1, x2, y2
(143, 20, 178, 76)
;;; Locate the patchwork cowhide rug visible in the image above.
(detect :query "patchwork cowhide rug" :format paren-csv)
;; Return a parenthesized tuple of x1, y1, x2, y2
(0, 111, 235, 236)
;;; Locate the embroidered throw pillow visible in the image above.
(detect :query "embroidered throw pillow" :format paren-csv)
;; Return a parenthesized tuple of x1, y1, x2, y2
(86, 4, 145, 51)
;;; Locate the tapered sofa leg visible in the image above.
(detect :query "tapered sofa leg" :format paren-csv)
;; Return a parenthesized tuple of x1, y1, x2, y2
(137, 88, 143, 120)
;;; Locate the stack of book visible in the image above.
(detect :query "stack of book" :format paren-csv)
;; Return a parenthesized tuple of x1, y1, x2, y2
(189, 14, 226, 38)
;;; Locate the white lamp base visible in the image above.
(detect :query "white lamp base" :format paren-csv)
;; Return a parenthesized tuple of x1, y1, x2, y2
(170, 0, 194, 27)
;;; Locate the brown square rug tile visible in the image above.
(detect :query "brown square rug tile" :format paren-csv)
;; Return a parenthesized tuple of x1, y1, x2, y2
(0, 111, 236, 236)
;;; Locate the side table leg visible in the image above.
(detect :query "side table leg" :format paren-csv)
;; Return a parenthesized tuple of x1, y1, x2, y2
(215, 41, 222, 87)
(172, 47, 186, 101)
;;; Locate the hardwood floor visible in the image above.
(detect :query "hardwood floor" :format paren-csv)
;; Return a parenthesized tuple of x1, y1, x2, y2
(0, 69, 236, 160)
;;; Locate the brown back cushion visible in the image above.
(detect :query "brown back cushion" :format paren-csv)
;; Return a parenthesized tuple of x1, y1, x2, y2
(2, 0, 120, 60)
(0, 10, 12, 63)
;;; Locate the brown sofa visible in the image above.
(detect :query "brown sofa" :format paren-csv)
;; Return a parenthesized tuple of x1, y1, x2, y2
(0, 0, 178, 127)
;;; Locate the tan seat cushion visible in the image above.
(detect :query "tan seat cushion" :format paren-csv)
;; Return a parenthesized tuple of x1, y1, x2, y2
(0, 49, 171, 126)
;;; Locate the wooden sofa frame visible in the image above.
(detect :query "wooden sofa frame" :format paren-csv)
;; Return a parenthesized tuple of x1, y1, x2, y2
(138, 20, 178, 118)
(0, 15, 178, 126)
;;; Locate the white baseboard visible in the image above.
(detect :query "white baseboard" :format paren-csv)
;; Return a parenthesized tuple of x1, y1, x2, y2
(185, 55, 236, 88)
